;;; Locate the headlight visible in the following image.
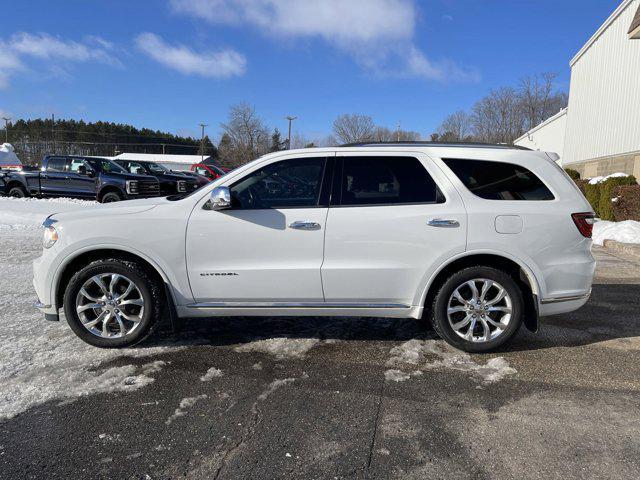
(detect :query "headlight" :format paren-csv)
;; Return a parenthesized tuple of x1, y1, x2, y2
(126, 180, 139, 195)
(43, 225, 59, 249)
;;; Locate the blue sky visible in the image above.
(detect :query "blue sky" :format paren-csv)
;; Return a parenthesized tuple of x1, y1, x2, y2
(0, 0, 621, 142)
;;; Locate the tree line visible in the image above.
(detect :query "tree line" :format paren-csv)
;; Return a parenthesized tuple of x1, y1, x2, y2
(3, 71, 566, 167)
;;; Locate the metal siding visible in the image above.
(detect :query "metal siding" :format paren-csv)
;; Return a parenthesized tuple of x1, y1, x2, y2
(514, 109, 567, 157)
(564, 0, 640, 165)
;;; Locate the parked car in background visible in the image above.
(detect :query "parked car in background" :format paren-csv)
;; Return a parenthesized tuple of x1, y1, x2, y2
(190, 163, 227, 182)
(33, 143, 595, 352)
(178, 170, 211, 189)
(114, 159, 199, 196)
(2, 155, 160, 202)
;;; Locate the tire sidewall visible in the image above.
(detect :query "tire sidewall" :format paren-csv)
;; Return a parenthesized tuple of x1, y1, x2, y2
(101, 192, 122, 203)
(432, 266, 523, 353)
(9, 186, 26, 198)
(63, 260, 159, 348)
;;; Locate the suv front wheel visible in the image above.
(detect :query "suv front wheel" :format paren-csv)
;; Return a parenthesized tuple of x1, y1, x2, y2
(430, 266, 523, 353)
(63, 258, 163, 348)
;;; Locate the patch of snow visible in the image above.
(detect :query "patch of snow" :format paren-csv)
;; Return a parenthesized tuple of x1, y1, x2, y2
(252, 362, 263, 370)
(234, 337, 320, 359)
(98, 433, 122, 443)
(0, 196, 95, 228)
(384, 369, 411, 382)
(587, 172, 629, 185)
(165, 394, 208, 425)
(258, 377, 297, 400)
(593, 220, 640, 246)
(386, 339, 516, 384)
(0, 228, 181, 420)
(200, 367, 223, 381)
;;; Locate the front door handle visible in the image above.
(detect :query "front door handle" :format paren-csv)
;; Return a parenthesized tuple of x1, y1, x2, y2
(289, 220, 321, 230)
(427, 218, 460, 228)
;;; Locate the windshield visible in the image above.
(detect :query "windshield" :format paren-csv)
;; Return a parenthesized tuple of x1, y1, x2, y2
(146, 162, 169, 174)
(88, 158, 127, 174)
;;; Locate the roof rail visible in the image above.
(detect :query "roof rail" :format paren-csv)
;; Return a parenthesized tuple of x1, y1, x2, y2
(339, 141, 531, 151)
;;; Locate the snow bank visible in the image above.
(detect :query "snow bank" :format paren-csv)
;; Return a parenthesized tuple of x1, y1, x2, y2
(0, 196, 95, 228)
(0, 143, 21, 166)
(593, 220, 640, 246)
(588, 172, 629, 185)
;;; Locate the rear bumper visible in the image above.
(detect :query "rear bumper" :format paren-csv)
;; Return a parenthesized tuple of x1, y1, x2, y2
(538, 291, 591, 317)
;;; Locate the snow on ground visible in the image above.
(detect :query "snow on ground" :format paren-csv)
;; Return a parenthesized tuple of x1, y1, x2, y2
(593, 220, 640, 246)
(165, 394, 208, 425)
(587, 172, 629, 185)
(200, 367, 224, 381)
(385, 339, 517, 385)
(0, 223, 181, 420)
(234, 337, 321, 359)
(0, 196, 95, 229)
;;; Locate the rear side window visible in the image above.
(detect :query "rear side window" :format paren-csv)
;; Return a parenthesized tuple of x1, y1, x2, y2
(339, 156, 444, 206)
(443, 158, 554, 201)
(46, 158, 68, 172)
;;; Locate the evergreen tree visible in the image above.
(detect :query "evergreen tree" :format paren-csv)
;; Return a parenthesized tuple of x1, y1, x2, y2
(270, 128, 283, 152)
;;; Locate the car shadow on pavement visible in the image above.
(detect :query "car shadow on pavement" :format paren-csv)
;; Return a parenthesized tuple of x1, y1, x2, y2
(138, 283, 640, 353)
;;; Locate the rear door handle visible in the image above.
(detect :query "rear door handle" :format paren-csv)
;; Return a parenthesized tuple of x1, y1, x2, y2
(427, 218, 460, 228)
(289, 220, 321, 230)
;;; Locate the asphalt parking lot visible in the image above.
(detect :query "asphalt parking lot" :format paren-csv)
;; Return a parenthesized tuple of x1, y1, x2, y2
(1, 234, 640, 479)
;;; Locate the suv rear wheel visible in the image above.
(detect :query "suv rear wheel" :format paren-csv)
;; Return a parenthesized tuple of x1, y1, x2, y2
(430, 266, 523, 352)
(63, 258, 163, 348)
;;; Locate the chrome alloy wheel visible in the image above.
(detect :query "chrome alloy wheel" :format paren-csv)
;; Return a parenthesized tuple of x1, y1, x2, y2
(446, 278, 513, 343)
(75, 273, 145, 338)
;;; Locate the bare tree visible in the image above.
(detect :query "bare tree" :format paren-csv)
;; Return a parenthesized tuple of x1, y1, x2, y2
(219, 103, 269, 166)
(519, 72, 568, 131)
(332, 114, 375, 144)
(373, 126, 421, 142)
(472, 87, 525, 144)
(437, 111, 473, 142)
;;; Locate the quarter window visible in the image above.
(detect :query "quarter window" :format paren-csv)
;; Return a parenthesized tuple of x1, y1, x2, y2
(230, 157, 325, 209)
(339, 156, 444, 206)
(443, 158, 554, 201)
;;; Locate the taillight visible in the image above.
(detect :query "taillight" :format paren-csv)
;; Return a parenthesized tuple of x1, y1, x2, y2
(571, 212, 595, 238)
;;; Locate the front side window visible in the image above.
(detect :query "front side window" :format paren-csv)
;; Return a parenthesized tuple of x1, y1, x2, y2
(230, 157, 325, 209)
(69, 158, 91, 173)
(443, 158, 554, 201)
(339, 156, 444, 206)
(46, 158, 68, 172)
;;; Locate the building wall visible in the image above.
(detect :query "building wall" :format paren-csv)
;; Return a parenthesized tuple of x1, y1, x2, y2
(514, 108, 567, 157)
(563, 0, 640, 172)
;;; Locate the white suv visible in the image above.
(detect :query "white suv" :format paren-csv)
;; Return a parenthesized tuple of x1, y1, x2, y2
(33, 143, 596, 352)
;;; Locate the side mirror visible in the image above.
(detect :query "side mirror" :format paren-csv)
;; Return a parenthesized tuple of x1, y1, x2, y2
(208, 186, 231, 210)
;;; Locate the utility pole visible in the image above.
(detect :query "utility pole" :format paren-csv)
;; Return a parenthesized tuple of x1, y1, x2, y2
(52, 114, 55, 154)
(396, 121, 401, 142)
(199, 123, 208, 163)
(286, 115, 297, 149)
(2, 117, 10, 143)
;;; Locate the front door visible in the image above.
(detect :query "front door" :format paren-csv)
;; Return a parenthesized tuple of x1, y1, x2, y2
(186, 154, 332, 303)
(321, 152, 468, 307)
(67, 158, 97, 197)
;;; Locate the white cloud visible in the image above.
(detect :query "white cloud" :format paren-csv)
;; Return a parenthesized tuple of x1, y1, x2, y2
(0, 32, 121, 88)
(135, 32, 246, 79)
(169, 0, 479, 83)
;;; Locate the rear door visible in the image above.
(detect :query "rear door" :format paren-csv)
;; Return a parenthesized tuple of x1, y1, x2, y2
(321, 152, 467, 307)
(41, 157, 70, 196)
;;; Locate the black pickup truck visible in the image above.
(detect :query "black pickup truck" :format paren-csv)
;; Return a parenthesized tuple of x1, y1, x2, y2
(113, 159, 199, 196)
(1, 155, 161, 203)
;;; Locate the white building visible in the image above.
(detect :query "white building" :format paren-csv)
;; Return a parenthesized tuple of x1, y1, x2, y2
(515, 0, 640, 178)
(514, 108, 567, 158)
(112, 153, 213, 171)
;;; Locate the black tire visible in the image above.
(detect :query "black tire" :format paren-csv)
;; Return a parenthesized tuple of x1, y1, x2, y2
(429, 266, 523, 353)
(63, 258, 163, 348)
(101, 191, 122, 203)
(8, 185, 28, 198)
